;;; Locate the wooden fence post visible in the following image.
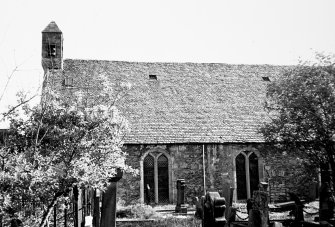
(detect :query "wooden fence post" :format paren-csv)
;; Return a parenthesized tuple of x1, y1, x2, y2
(53, 204, 57, 227)
(64, 204, 67, 227)
(73, 186, 83, 227)
(93, 189, 101, 227)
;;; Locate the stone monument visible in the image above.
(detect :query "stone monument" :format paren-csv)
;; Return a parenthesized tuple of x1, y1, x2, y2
(175, 179, 188, 213)
(100, 169, 123, 227)
(203, 191, 226, 227)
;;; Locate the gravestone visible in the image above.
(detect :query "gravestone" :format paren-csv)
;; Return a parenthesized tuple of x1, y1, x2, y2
(10, 219, 22, 227)
(175, 179, 187, 213)
(247, 198, 253, 215)
(100, 169, 123, 227)
(248, 191, 269, 227)
(319, 182, 335, 222)
(226, 187, 236, 226)
(259, 182, 268, 192)
(308, 182, 318, 201)
(194, 196, 204, 219)
(221, 174, 230, 216)
(203, 191, 226, 227)
(288, 192, 304, 226)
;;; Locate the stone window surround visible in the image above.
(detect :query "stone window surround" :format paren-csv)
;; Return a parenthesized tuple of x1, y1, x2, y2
(140, 148, 173, 204)
(233, 149, 264, 201)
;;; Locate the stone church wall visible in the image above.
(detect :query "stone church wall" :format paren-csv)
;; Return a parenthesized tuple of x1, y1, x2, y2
(117, 143, 317, 205)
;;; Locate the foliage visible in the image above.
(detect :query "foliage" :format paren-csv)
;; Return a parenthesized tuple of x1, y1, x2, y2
(0, 76, 137, 226)
(260, 53, 335, 189)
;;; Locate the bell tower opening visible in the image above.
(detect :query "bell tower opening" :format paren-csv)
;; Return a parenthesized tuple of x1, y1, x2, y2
(41, 21, 63, 71)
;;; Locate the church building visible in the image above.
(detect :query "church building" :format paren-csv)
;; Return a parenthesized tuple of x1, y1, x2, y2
(42, 21, 317, 205)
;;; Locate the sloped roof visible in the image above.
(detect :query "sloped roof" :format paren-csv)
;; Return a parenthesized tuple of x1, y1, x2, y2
(42, 21, 62, 33)
(63, 59, 291, 144)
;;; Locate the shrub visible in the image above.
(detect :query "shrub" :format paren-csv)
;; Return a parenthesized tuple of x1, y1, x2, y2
(116, 204, 158, 219)
(130, 204, 157, 219)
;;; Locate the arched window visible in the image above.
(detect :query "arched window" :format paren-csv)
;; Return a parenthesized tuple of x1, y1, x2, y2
(143, 152, 170, 204)
(144, 154, 155, 203)
(235, 151, 260, 200)
(236, 153, 247, 200)
(249, 153, 260, 197)
(157, 154, 169, 203)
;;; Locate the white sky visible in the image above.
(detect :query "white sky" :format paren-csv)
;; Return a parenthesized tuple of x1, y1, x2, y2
(1, 0, 335, 127)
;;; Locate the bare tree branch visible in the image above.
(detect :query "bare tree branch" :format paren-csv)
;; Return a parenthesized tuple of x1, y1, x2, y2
(1, 94, 37, 119)
(0, 65, 18, 103)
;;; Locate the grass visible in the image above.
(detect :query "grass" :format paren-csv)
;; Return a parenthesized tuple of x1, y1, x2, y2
(233, 201, 319, 222)
(116, 199, 320, 226)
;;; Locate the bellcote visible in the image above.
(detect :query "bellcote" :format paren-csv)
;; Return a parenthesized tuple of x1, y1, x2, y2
(41, 21, 63, 71)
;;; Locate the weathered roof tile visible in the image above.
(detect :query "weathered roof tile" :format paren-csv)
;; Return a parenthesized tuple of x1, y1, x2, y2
(42, 21, 62, 33)
(63, 59, 291, 144)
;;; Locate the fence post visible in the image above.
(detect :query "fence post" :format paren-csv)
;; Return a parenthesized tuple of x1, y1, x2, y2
(93, 189, 101, 227)
(53, 204, 57, 227)
(74, 186, 83, 227)
(64, 203, 67, 227)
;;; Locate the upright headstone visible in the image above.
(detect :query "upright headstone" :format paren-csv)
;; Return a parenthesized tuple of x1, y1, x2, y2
(221, 174, 230, 217)
(319, 182, 335, 222)
(309, 181, 318, 201)
(100, 169, 123, 227)
(175, 179, 188, 213)
(247, 198, 253, 216)
(194, 197, 204, 219)
(248, 191, 269, 227)
(203, 191, 226, 227)
(259, 182, 268, 192)
(229, 187, 234, 207)
(84, 216, 93, 227)
(226, 187, 236, 226)
(10, 218, 22, 227)
(289, 192, 304, 225)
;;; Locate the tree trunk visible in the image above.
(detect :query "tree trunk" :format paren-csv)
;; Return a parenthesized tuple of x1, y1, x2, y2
(39, 193, 62, 227)
(326, 142, 335, 191)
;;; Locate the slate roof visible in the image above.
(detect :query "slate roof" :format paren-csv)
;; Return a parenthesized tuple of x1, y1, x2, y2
(42, 21, 62, 33)
(63, 59, 291, 144)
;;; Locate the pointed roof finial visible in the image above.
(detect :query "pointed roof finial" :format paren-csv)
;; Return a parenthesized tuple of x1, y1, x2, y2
(42, 21, 62, 33)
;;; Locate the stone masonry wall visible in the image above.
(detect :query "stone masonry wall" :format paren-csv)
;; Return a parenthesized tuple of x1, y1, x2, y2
(118, 143, 317, 205)
(261, 149, 318, 202)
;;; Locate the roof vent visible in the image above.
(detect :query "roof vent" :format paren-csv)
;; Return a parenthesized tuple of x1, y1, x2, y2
(262, 77, 270, 81)
(149, 75, 157, 80)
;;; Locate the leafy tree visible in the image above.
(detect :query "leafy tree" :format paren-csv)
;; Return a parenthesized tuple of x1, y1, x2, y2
(0, 77, 136, 226)
(260, 53, 335, 191)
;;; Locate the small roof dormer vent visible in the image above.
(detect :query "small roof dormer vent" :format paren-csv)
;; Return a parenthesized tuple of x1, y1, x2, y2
(262, 77, 270, 82)
(149, 74, 157, 80)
